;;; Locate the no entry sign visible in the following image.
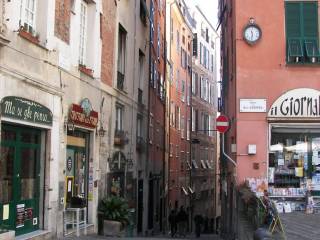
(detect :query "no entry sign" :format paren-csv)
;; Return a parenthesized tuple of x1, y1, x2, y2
(216, 115, 230, 133)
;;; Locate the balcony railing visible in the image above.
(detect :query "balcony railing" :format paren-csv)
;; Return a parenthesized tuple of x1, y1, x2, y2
(114, 129, 127, 146)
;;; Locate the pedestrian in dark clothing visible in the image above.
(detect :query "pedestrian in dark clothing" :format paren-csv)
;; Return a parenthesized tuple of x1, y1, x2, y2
(169, 210, 177, 237)
(194, 214, 204, 238)
(177, 206, 188, 237)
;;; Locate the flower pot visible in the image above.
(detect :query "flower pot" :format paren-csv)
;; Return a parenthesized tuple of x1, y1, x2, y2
(103, 220, 122, 237)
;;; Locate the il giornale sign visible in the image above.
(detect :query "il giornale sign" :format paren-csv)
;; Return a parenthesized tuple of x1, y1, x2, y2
(268, 88, 320, 118)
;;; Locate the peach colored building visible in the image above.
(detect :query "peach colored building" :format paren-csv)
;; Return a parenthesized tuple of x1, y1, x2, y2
(166, 0, 192, 213)
(220, 0, 320, 237)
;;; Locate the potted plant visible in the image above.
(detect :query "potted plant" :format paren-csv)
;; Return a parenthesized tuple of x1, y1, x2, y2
(98, 195, 130, 236)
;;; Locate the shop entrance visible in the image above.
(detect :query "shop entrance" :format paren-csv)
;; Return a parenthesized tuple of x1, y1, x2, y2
(65, 131, 89, 208)
(0, 124, 41, 235)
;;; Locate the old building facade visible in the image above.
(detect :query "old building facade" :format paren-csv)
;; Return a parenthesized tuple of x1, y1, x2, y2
(220, 0, 320, 237)
(147, 0, 166, 234)
(166, 0, 192, 220)
(185, 2, 219, 225)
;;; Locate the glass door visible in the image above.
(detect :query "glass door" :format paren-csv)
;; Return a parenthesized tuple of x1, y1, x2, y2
(0, 124, 41, 236)
(0, 129, 16, 232)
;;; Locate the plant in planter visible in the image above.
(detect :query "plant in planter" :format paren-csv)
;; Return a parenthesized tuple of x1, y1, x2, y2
(98, 195, 130, 236)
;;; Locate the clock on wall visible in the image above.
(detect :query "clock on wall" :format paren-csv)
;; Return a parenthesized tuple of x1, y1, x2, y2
(243, 18, 262, 45)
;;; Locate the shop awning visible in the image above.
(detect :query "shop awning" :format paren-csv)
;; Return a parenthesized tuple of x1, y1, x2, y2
(188, 187, 194, 194)
(200, 160, 207, 169)
(271, 124, 320, 133)
(186, 161, 192, 170)
(191, 160, 199, 169)
(206, 160, 213, 169)
(181, 187, 188, 196)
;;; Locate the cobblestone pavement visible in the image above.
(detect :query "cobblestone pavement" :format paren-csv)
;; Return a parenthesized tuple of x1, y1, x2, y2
(63, 233, 221, 240)
(279, 212, 320, 240)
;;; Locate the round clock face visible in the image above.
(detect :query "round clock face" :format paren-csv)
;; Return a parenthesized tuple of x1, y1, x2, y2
(243, 25, 261, 44)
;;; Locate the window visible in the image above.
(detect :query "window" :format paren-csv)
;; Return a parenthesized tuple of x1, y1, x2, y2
(285, 1, 320, 63)
(157, 24, 161, 59)
(117, 25, 127, 90)
(181, 48, 187, 69)
(149, 113, 154, 144)
(211, 54, 214, 72)
(176, 145, 180, 158)
(192, 72, 198, 95)
(79, 1, 87, 65)
(150, 0, 154, 43)
(170, 101, 175, 127)
(154, 62, 158, 89)
(176, 70, 179, 93)
(140, 0, 148, 25)
(177, 30, 180, 53)
(137, 115, 142, 138)
(116, 104, 124, 131)
(175, 106, 180, 130)
(181, 80, 185, 102)
(187, 119, 190, 140)
(170, 143, 173, 157)
(180, 151, 185, 171)
(199, 43, 203, 64)
(150, 60, 154, 86)
(139, 50, 145, 88)
(192, 107, 196, 132)
(21, 0, 37, 33)
(181, 116, 185, 139)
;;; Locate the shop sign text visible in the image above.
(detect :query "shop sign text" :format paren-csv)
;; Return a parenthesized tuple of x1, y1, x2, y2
(1, 96, 53, 125)
(69, 103, 98, 129)
(268, 88, 320, 118)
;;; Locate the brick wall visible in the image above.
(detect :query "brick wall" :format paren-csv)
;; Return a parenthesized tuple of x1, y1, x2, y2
(54, 0, 71, 43)
(101, 0, 117, 86)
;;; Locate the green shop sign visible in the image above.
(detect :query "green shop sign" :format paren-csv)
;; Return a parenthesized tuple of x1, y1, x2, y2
(1, 96, 53, 126)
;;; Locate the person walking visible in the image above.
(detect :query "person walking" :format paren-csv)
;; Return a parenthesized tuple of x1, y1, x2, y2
(177, 206, 188, 237)
(169, 209, 177, 237)
(194, 214, 203, 238)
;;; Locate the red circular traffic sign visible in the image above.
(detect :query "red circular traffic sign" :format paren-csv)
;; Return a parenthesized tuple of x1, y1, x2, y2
(216, 115, 230, 133)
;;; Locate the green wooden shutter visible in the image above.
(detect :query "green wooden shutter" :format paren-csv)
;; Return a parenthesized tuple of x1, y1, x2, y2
(302, 2, 318, 38)
(285, 2, 302, 38)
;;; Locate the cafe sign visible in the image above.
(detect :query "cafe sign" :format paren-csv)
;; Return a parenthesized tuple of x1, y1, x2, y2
(69, 98, 98, 129)
(1, 96, 53, 125)
(268, 88, 320, 118)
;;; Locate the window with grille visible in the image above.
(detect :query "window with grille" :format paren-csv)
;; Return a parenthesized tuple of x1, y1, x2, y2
(285, 1, 320, 63)
(22, 0, 37, 33)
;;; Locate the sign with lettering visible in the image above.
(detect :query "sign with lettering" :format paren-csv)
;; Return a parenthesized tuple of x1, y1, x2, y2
(69, 99, 98, 129)
(1, 96, 53, 125)
(240, 99, 266, 112)
(268, 88, 320, 118)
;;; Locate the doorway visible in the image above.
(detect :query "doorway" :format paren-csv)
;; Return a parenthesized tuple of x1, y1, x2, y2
(0, 124, 42, 235)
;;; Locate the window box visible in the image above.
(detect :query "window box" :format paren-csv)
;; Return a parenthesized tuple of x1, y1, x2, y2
(18, 26, 40, 45)
(114, 130, 127, 146)
(79, 64, 93, 77)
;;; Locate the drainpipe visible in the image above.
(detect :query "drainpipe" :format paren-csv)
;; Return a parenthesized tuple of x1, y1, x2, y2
(221, 133, 236, 167)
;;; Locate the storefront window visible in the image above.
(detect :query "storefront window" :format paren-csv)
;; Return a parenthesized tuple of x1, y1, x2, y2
(66, 130, 89, 208)
(21, 148, 38, 200)
(269, 126, 320, 197)
(0, 146, 14, 203)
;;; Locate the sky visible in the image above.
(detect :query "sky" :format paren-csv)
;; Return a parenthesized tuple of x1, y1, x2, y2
(187, 0, 219, 28)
